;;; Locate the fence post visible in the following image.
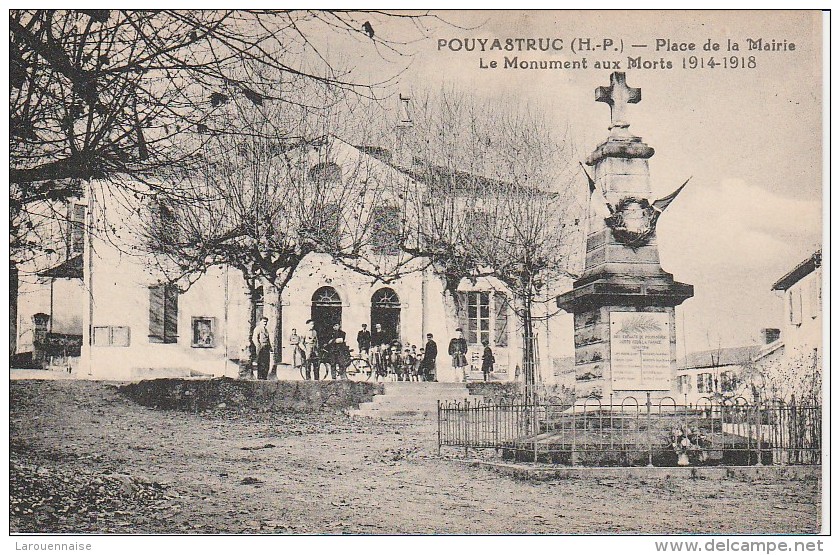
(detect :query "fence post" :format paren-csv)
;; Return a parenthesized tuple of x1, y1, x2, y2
(437, 400, 442, 457)
(533, 401, 539, 464)
(571, 403, 578, 466)
(494, 402, 500, 447)
(646, 392, 654, 467)
(464, 399, 469, 458)
(754, 403, 763, 466)
(609, 394, 614, 454)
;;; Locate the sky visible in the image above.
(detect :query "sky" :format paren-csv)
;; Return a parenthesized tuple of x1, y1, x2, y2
(322, 9, 824, 356)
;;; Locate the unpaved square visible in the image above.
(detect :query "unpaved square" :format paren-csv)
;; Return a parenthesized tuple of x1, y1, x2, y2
(10, 380, 821, 534)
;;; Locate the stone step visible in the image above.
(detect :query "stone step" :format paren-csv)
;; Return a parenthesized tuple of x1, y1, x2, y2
(370, 392, 473, 401)
(382, 386, 469, 394)
(353, 387, 483, 419)
(351, 381, 482, 419)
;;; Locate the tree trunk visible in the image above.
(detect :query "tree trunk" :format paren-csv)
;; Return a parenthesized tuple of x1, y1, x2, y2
(246, 276, 258, 340)
(438, 274, 465, 382)
(263, 283, 282, 378)
(516, 277, 539, 404)
(10, 262, 18, 356)
(522, 294, 536, 397)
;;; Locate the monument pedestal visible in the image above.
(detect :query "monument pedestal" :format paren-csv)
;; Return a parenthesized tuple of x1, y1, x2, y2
(557, 72, 693, 404)
(557, 273, 692, 402)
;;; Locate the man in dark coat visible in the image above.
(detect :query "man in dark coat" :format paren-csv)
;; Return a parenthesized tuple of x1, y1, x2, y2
(251, 317, 272, 380)
(357, 324, 371, 356)
(326, 323, 348, 379)
(448, 328, 468, 382)
(371, 323, 387, 349)
(423, 333, 438, 382)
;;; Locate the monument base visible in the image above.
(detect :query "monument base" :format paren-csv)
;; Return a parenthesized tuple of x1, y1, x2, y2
(557, 271, 693, 402)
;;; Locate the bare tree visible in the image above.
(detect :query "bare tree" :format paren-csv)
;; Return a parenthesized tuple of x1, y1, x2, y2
(402, 88, 586, 388)
(9, 9, 441, 265)
(740, 348, 822, 405)
(139, 98, 415, 366)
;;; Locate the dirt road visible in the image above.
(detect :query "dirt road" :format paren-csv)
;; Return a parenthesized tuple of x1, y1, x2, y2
(10, 380, 820, 534)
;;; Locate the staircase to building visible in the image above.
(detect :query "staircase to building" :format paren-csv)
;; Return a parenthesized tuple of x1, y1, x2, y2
(350, 381, 482, 419)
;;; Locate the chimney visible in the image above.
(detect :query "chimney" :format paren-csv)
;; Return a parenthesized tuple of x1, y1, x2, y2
(394, 93, 413, 168)
(762, 328, 781, 344)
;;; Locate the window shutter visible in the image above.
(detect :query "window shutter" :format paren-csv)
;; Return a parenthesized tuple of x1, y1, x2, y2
(810, 277, 820, 319)
(790, 289, 802, 325)
(164, 284, 179, 343)
(370, 205, 401, 255)
(149, 286, 164, 342)
(494, 292, 509, 347)
(456, 292, 470, 341)
(465, 292, 477, 344)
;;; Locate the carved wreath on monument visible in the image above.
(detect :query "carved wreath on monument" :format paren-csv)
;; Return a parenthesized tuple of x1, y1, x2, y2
(602, 184, 689, 249)
(604, 196, 658, 249)
(582, 167, 691, 250)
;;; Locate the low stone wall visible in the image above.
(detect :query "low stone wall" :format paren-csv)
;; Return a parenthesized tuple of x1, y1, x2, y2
(119, 378, 383, 413)
(466, 382, 575, 406)
(469, 460, 822, 482)
(466, 382, 522, 404)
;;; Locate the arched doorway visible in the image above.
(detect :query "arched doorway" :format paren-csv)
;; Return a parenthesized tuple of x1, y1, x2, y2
(371, 288, 400, 345)
(311, 286, 342, 344)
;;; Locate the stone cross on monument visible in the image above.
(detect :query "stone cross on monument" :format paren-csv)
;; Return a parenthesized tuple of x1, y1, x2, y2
(595, 71, 641, 133)
(557, 72, 693, 404)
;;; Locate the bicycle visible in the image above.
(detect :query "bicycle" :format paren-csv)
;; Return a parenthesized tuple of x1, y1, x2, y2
(322, 347, 374, 382)
(296, 346, 332, 381)
(297, 346, 372, 381)
(345, 350, 374, 382)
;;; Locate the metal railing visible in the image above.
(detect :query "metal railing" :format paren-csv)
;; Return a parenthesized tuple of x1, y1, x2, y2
(437, 395, 821, 466)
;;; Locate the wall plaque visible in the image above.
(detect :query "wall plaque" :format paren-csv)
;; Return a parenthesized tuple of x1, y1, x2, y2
(610, 311, 671, 390)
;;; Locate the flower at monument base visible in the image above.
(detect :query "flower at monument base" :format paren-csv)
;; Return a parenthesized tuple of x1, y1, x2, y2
(670, 425, 708, 466)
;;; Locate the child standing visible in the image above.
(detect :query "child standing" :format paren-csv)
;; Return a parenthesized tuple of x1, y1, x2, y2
(402, 348, 415, 382)
(416, 348, 425, 381)
(389, 345, 401, 381)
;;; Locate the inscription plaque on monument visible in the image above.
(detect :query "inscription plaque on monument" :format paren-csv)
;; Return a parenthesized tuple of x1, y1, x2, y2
(609, 312, 671, 391)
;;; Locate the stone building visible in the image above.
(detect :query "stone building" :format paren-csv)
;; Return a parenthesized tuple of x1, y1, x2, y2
(13, 134, 574, 381)
(11, 200, 86, 371)
(672, 250, 823, 405)
(673, 345, 760, 405)
(749, 250, 823, 401)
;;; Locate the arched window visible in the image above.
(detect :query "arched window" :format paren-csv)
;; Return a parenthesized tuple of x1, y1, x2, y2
(312, 286, 342, 306)
(371, 287, 400, 307)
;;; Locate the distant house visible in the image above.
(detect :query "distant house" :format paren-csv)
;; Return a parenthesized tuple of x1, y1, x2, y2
(751, 250, 823, 401)
(12, 200, 86, 371)
(674, 345, 761, 404)
(770, 250, 822, 356)
(673, 250, 823, 405)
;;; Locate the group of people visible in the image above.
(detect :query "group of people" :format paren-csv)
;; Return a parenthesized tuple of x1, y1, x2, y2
(361, 326, 439, 382)
(250, 317, 495, 382)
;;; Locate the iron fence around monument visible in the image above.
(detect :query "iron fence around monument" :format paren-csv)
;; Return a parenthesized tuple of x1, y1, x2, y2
(436, 396, 821, 467)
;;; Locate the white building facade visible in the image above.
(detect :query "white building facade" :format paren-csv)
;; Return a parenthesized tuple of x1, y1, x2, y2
(51, 138, 574, 381)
